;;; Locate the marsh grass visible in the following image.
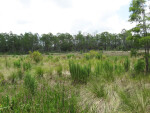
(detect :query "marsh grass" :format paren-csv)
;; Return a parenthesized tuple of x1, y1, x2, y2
(0, 51, 150, 113)
(35, 67, 44, 78)
(69, 60, 91, 84)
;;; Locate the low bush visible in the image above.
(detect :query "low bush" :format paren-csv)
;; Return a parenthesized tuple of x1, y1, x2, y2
(29, 51, 43, 63)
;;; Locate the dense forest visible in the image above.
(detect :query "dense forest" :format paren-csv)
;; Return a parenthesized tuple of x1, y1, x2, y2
(0, 30, 134, 54)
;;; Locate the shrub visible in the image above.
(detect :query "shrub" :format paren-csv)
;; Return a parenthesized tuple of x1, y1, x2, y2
(29, 51, 43, 63)
(24, 72, 37, 95)
(56, 64, 63, 76)
(36, 67, 44, 78)
(23, 62, 31, 71)
(14, 60, 21, 68)
(124, 57, 130, 72)
(130, 49, 137, 57)
(89, 50, 98, 58)
(134, 59, 145, 73)
(69, 60, 91, 83)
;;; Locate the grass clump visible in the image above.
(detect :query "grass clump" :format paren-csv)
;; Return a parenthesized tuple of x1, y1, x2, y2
(56, 64, 63, 76)
(91, 83, 107, 98)
(69, 60, 91, 83)
(102, 60, 114, 81)
(24, 72, 37, 95)
(67, 54, 75, 59)
(130, 48, 137, 57)
(13, 60, 21, 68)
(0, 72, 5, 85)
(35, 67, 44, 78)
(95, 61, 102, 76)
(17, 69, 24, 80)
(23, 62, 31, 71)
(8, 72, 17, 84)
(134, 58, 145, 73)
(124, 57, 130, 72)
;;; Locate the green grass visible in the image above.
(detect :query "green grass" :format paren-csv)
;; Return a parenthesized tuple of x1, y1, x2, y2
(0, 51, 150, 113)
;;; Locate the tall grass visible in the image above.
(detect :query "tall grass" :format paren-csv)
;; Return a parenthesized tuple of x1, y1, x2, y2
(134, 58, 145, 73)
(0, 83, 87, 113)
(118, 87, 150, 113)
(69, 60, 91, 83)
(24, 72, 37, 95)
(56, 64, 63, 76)
(23, 62, 31, 71)
(35, 67, 44, 78)
(124, 57, 130, 72)
(14, 60, 21, 68)
(0, 72, 5, 85)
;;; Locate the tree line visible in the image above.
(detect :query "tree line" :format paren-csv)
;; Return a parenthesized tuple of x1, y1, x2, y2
(0, 30, 135, 54)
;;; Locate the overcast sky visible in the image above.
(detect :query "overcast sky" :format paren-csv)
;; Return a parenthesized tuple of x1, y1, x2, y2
(0, 0, 133, 35)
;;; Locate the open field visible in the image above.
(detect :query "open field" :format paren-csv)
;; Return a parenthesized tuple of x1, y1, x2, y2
(0, 51, 150, 113)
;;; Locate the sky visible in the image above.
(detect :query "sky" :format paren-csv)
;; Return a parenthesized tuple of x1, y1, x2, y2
(0, 0, 133, 35)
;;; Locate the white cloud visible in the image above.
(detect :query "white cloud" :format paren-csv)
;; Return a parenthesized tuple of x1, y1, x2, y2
(0, 0, 132, 34)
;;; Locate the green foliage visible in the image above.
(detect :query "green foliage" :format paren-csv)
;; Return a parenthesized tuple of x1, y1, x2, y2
(29, 51, 43, 63)
(56, 64, 63, 76)
(95, 61, 102, 76)
(23, 62, 31, 71)
(8, 72, 17, 84)
(48, 55, 53, 59)
(13, 60, 21, 68)
(103, 60, 114, 80)
(84, 53, 91, 60)
(35, 67, 44, 78)
(91, 83, 107, 98)
(134, 59, 145, 73)
(69, 60, 91, 83)
(0, 84, 86, 113)
(96, 52, 103, 60)
(0, 72, 5, 85)
(17, 69, 23, 80)
(118, 88, 150, 113)
(130, 49, 137, 57)
(67, 54, 75, 59)
(124, 57, 130, 72)
(24, 72, 37, 95)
